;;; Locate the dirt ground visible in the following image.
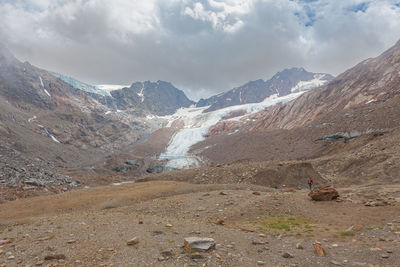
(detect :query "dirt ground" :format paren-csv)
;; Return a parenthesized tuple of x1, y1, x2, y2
(1, 181, 400, 267)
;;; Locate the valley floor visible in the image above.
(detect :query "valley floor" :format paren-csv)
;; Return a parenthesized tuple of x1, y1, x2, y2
(1, 181, 400, 267)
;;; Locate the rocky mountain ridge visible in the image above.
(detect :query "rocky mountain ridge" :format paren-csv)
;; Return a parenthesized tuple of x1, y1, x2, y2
(197, 67, 333, 112)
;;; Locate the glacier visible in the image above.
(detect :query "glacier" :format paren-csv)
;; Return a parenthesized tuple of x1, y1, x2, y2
(159, 91, 304, 169)
(52, 72, 112, 97)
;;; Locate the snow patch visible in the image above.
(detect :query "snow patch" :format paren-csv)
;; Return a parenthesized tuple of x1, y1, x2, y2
(96, 84, 130, 91)
(39, 76, 51, 97)
(290, 74, 329, 93)
(112, 180, 135, 186)
(43, 89, 51, 97)
(28, 115, 37, 123)
(159, 91, 304, 169)
(105, 111, 112, 115)
(39, 76, 44, 87)
(137, 82, 145, 102)
(50, 134, 61, 143)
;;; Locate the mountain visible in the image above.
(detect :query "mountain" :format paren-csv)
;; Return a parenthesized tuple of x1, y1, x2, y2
(0, 45, 147, 169)
(196, 67, 333, 112)
(250, 40, 400, 131)
(187, 39, 400, 181)
(109, 80, 194, 116)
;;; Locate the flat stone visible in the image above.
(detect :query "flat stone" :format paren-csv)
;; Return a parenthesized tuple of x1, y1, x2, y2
(184, 237, 215, 253)
(296, 243, 304, 249)
(330, 260, 341, 266)
(257, 261, 265, 265)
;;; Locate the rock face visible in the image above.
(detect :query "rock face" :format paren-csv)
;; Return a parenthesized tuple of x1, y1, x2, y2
(308, 187, 339, 201)
(197, 67, 333, 112)
(184, 237, 215, 253)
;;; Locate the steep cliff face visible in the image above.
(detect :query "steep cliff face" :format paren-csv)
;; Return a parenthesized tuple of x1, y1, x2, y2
(197, 67, 333, 112)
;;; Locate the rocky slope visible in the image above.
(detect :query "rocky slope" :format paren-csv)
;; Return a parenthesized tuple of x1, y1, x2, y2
(108, 80, 194, 116)
(250, 40, 400, 131)
(197, 67, 333, 112)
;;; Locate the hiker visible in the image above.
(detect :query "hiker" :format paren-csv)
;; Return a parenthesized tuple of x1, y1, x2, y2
(307, 177, 314, 190)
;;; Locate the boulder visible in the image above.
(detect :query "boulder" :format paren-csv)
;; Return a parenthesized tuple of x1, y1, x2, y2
(308, 187, 339, 201)
(184, 237, 215, 253)
(313, 243, 325, 256)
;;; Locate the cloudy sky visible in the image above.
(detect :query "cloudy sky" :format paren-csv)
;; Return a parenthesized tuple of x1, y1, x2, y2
(1, 0, 400, 100)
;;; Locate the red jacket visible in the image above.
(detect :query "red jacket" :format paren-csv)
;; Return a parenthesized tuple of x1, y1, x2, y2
(308, 178, 314, 184)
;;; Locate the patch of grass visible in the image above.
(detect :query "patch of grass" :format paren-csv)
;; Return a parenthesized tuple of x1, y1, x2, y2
(253, 217, 312, 234)
(340, 231, 354, 236)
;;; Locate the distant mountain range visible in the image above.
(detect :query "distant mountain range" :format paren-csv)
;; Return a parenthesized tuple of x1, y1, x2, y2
(197, 67, 333, 112)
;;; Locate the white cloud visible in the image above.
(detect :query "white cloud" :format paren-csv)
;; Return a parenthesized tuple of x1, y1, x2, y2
(1, 0, 400, 100)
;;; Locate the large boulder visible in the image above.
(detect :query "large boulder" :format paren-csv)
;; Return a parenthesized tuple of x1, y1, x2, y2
(308, 187, 339, 201)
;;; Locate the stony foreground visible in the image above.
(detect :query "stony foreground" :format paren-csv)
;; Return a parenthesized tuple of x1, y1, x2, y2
(0, 181, 400, 267)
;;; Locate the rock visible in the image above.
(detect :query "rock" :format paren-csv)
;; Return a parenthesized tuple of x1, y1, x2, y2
(309, 187, 339, 201)
(330, 260, 341, 266)
(313, 243, 325, 256)
(166, 224, 173, 228)
(253, 192, 261, 196)
(257, 261, 265, 265)
(138, 220, 143, 224)
(219, 191, 228, 195)
(184, 237, 215, 253)
(189, 252, 205, 259)
(44, 254, 66, 260)
(158, 256, 165, 261)
(215, 219, 225, 225)
(252, 240, 267, 245)
(161, 250, 173, 257)
(7, 255, 15, 260)
(35, 261, 44, 266)
(127, 237, 139, 246)
(66, 240, 76, 244)
(296, 243, 304, 249)
(283, 188, 296, 193)
(282, 252, 294, 258)
(381, 254, 389, 259)
(0, 239, 11, 245)
(370, 247, 381, 251)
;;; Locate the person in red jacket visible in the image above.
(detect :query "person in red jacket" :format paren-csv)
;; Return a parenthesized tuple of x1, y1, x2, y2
(307, 177, 314, 190)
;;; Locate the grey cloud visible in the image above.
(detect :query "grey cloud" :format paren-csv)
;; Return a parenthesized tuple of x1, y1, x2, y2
(0, 0, 400, 100)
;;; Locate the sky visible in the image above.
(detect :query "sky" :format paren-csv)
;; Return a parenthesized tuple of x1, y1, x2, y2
(1, 0, 400, 100)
